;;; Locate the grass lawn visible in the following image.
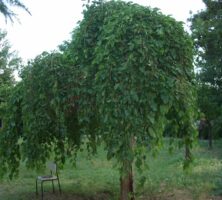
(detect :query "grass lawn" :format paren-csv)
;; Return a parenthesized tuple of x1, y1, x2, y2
(0, 139, 222, 200)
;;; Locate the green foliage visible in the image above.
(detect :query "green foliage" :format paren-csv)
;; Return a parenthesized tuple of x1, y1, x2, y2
(0, 83, 22, 178)
(0, 30, 21, 178)
(69, 0, 196, 171)
(190, 0, 222, 136)
(0, 51, 83, 177)
(0, 0, 196, 185)
(0, 30, 15, 84)
(22, 52, 82, 165)
(0, 30, 20, 128)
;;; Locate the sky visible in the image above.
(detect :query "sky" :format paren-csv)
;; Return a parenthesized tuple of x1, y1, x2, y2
(0, 0, 206, 63)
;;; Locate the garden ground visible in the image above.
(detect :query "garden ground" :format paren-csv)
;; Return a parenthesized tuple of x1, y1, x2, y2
(1, 139, 222, 200)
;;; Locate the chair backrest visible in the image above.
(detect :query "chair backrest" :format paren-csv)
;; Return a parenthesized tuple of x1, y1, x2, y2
(48, 162, 57, 174)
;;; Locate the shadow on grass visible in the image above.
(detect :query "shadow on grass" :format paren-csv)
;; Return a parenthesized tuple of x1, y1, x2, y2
(6, 190, 114, 200)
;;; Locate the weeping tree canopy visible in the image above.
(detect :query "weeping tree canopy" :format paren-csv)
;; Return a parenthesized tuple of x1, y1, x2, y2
(0, 1, 196, 195)
(69, 0, 197, 168)
(0, 51, 82, 178)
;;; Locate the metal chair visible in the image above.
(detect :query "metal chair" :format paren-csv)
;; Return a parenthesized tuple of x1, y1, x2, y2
(36, 162, 61, 200)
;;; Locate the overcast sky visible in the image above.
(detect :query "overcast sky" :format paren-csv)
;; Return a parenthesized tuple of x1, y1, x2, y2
(0, 0, 206, 63)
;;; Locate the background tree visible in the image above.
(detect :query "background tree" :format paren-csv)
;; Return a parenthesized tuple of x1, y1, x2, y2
(190, 0, 222, 143)
(0, 30, 20, 130)
(0, 1, 196, 200)
(0, 0, 30, 22)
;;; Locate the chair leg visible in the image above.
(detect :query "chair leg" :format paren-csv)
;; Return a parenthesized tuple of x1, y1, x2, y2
(52, 180, 55, 193)
(41, 181, 44, 200)
(58, 179, 61, 194)
(36, 179, 38, 195)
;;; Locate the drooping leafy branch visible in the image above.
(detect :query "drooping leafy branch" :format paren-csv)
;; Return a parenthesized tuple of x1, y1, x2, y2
(0, 0, 30, 22)
(0, 51, 83, 177)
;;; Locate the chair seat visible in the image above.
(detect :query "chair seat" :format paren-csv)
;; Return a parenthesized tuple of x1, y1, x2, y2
(37, 175, 58, 181)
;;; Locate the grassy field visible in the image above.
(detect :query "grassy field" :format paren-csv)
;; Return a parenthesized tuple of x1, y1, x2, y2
(0, 139, 222, 200)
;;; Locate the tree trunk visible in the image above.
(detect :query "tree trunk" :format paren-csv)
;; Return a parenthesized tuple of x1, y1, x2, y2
(120, 162, 134, 200)
(208, 126, 212, 150)
(120, 137, 135, 200)
(185, 144, 191, 161)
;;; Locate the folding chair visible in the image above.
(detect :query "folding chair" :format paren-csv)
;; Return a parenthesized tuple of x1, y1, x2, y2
(36, 162, 61, 200)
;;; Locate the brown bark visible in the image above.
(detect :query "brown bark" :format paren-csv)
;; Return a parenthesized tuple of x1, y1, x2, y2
(185, 144, 191, 161)
(120, 163, 134, 200)
(120, 137, 135, 200)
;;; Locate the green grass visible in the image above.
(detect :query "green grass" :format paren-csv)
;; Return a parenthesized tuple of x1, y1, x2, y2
(136, 139, 222, 200)
(1, 139, 222, 200)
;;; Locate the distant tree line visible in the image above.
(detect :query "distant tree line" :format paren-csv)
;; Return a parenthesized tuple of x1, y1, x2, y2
(190, 0, 222, 144)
